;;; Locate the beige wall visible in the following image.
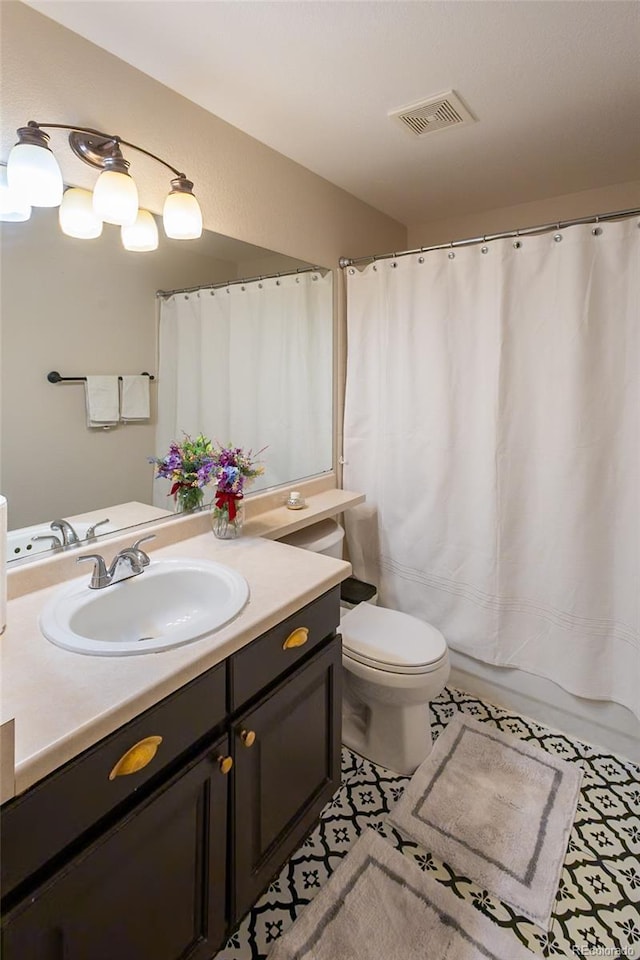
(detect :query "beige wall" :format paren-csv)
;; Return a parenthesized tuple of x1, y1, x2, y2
(407, 180, 640, 249)
(0, 3, 405, 269)
(0, 2, 406, 531)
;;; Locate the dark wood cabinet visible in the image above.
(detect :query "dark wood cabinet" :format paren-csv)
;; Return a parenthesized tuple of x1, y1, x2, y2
(232, 638, 342, 923)
(1, 586, 342, 958)
(228, 588, 341, 710)
(1, 662, 227, 899)
(2, 737, 230, 960)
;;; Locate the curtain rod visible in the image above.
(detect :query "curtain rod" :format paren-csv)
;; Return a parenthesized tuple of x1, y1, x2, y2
(338, 206, 640, 268)
(156, 264, 327, 299)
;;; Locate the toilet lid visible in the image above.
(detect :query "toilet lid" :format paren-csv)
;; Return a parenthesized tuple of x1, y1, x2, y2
(340, 603, 447, 674)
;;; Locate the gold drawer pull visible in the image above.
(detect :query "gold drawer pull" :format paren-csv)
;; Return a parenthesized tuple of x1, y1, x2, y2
(283, 627, 309, 650)
(218, 755, 233, 775)
(109, 736, 163, 781)
(241, 729, 256, 748)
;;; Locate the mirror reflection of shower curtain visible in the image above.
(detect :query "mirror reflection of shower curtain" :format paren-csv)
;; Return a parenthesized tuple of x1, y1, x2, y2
(343, 218, 639, 719)
(155, 270, 333, 503)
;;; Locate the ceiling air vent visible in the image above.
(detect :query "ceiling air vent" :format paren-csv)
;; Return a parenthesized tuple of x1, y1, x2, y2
(390, 90, 475, 137)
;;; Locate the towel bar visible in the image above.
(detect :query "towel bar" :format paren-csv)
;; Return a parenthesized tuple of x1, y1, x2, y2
(47, 371, 155, 383)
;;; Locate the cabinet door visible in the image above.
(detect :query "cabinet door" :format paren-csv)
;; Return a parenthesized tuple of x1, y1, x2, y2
(232, 637, 342, 923)
(2, 737, 231, 960)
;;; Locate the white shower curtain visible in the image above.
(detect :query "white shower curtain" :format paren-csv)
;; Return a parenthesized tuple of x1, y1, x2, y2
(343, 218, 640, 718)
(155, 270, 333, 502)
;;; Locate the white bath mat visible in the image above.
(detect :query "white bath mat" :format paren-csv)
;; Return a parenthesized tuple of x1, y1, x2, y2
(389, 715, 583, 929)
(268, 828, 535, 959)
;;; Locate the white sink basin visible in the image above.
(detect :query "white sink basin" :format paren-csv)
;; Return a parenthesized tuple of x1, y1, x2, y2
(39, 558, 250, 656)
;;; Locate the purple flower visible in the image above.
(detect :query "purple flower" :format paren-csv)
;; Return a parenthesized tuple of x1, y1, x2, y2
(196, 462, 214, 486)
(149, 433, 217, 497)
(217, 465, 240, 491)
(152, 437, 265, 505)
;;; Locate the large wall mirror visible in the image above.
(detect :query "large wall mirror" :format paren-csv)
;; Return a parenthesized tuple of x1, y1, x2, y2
(0, 206, 334, 564)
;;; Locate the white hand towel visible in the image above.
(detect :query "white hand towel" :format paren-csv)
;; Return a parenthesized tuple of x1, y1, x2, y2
(120, 375, 151, 421)
(85, 376, 119, 427)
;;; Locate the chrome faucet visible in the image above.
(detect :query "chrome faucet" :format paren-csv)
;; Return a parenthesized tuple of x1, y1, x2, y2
(50, 519, 81, 547)
(77, 535, 156, 589)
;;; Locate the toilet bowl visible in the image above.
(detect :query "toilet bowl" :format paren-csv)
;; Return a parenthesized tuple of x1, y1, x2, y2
(278, 519, 450, 775)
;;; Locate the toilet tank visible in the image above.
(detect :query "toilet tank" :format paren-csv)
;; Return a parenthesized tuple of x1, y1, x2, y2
(278, 519, 345, 559)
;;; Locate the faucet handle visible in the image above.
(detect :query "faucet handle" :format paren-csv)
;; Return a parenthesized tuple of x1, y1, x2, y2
(77, 553, 110, 589)
(85, 518, 111, 540)
(131, 534, 156, 565)
(31, 534, 63, 550)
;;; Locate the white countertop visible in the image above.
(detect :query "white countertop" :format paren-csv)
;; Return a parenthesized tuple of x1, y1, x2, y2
(68, 500, 173, 529)
(1, 532, 351, 798)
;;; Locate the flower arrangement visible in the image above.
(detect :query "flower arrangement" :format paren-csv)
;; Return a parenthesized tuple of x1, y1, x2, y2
(210, 444, 265, 536)
(149, 433, 216, 512)
(150, 436, 265, 532)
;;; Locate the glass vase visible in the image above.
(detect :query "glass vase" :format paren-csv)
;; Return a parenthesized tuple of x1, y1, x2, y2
(211, 500, 244, 539)
(175, 486, 204, 513)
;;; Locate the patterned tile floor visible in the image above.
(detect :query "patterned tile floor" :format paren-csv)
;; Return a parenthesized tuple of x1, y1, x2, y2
(216, 687, 640, 959)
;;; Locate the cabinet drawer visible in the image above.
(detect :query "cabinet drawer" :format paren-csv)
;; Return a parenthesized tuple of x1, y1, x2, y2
(1, 662, 226, 901)
(228, 587, 340, 711)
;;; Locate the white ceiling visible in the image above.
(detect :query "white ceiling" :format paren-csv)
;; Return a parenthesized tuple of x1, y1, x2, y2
(24, 1, 640, 228)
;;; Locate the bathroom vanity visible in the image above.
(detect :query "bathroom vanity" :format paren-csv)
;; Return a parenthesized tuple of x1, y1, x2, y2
(0, 521, 352, 958)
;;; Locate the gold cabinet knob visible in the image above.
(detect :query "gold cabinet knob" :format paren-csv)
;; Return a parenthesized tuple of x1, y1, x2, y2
(217, 755, 233, 775)
(240, 729, 256, 748)
(109, 736, 163, 781)
(283, 626, 309, 650)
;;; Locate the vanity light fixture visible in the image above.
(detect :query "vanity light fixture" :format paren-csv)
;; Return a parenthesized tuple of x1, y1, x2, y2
(0, 166, 31, 222)
(91, 160, 139, 227)
(163, 177, 203, 241)
(121, 209, 159, 252)
(6, 125, 64, 207)
(4, 121, 203, 246)
(58, 187, 103, 240)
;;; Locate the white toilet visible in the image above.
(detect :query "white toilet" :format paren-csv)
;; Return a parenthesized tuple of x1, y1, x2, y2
(279, 519, 450, 775)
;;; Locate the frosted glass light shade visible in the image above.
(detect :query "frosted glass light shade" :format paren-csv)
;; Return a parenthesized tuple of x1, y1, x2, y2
(59, 188, 103, 239)
(92, 169, 138, 226)
(163, 190, 203, 240)
(121, 209, 159, 252)
(0, 167, 31, 222)
(7, 142, 63, 208)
